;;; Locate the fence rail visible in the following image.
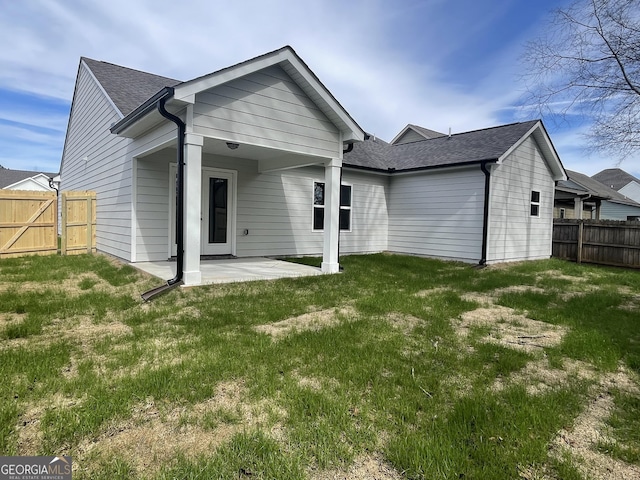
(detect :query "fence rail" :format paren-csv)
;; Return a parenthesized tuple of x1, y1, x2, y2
(553, 219, 640, 268)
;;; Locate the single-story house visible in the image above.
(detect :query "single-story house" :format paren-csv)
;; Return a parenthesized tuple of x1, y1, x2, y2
(59, 46, 566, 286)
(0, 167, 59, 191)
(555, 170, 640, 220)
(592, 168, 640, 205)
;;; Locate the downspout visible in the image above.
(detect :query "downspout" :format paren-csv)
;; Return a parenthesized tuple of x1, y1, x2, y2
(141, 96, 186, 301)
(337, 143, 354, 271)
(479, 161, 491, 267)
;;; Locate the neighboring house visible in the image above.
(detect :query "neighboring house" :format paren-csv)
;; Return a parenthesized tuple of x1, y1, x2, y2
(390, 124, 446, 145)
(0, 168, 58, 191)
(59, 46, 566, 286)
(592, 168, 640, 204)
(555, 170, 640, 220)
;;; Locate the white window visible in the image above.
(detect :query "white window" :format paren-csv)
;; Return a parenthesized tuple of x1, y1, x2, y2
(313, 182, 352, 231)
(530, 191, 540, 217)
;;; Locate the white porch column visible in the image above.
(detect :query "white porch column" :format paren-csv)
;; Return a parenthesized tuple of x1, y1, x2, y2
(322, 158, 341, 273)
(183, 133, 204, 286)
(574, 197, 583, 219)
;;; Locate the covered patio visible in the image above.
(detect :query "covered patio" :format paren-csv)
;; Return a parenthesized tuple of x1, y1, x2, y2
(133, 257, 324, 285)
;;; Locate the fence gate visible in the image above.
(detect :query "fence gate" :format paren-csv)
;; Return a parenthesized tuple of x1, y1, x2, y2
(61, 191, 96, 255)
(0, 190, 58, 258)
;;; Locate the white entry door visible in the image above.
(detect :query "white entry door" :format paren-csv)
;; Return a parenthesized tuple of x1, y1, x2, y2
(201, 169, 234, 255)
(169, 166, 236, 257)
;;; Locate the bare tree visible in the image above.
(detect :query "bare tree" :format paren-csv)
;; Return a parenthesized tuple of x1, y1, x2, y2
(522, 0, 640, 161)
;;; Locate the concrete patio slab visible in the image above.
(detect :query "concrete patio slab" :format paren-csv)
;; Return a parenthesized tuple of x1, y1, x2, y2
(133, 257, 324, 285)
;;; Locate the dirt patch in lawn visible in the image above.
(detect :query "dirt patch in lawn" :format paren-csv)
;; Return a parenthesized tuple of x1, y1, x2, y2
(385, 312, 424, 334)
(550, 367, 640, 480)
(75, 379, 285, 477)
(492, 358, 598, 395)
(254, 306, 357, 339)
(17, 393, 87, 455)
(414, 287, 449, 297)
(309, 453, 403, 480)
(456, 304, 566, 353)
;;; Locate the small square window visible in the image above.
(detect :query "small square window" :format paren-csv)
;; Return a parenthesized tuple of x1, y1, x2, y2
(531, 191, 540, 203)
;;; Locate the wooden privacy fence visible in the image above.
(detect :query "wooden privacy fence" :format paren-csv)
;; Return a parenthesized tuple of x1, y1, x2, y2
(0, 190, 96, 258)
(553, 219, 640, 268)
(61, 191, 96, 255)
(0, 190, 57, 258)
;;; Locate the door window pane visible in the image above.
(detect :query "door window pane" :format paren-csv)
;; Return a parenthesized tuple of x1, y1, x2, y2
(209, 178, 228, 243)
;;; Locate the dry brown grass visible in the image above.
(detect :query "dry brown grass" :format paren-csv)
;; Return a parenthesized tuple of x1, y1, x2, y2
(551, 367, 640, 480)
(254, 306, 357, 339)
(72, 380, 286, 478)
(309, 453, 404, 480)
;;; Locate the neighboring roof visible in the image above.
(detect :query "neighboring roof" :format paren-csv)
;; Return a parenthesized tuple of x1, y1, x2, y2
(592, 168, 640, 191)
(346, 120, 565, 180)
(390, 124, 445, 145)
(82, 57, 181, 117)
(0, 168, 57, 189)
(560, 170, 640, 206)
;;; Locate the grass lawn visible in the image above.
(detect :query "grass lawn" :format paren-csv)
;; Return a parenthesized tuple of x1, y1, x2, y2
(0, 253, 639, 479)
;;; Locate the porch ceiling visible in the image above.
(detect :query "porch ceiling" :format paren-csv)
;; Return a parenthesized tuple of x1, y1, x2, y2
(201, 136, 328, 166)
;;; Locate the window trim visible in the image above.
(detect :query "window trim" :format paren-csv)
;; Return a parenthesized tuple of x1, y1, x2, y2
(530, 190, 541, 217)
(312, 181, 352, 232)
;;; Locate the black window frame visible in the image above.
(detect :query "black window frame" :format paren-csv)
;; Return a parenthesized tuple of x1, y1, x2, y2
(313, 181, 352, 231)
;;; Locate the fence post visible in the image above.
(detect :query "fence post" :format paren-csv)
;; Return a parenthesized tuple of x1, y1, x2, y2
(86, 196, 92, 254)
(577, 220, 584, 264)
(61, 193, 67, 255)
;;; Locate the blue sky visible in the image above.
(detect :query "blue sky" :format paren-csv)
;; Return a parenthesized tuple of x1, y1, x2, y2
(0, 0, 637, 177)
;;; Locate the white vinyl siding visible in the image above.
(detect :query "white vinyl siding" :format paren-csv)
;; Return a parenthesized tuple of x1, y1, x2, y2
(487, 136, 555, 263)
(339, 172, 388, 254)
(600, 201, 640, 220)
(619, 182, 640, 204)
(237, 166, 388, 257)
(388, 168, 485, 262)
(393, 130, 425, 145)
(193, 66, 340, 158)
(59, 62, 132, 260)
(135, 151, 173, 261)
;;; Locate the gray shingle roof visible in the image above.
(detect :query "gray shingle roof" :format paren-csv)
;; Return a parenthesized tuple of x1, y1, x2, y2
(0, 168, 57, 189)
(562, 170, 640, 206)
(592, 168, 640, 191)
(406, 124, 446, 140)
(82, 57, 182, 116)
(345, 120, 540, 171)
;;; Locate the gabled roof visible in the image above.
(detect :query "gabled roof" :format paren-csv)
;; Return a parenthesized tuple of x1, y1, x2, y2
(346, 120, 566, 180)
(82, 57, 181, 117)
(560, 170, 640, 206)
(0, 168, 57, 189)
(592, 168, 640, 191)
(109, 46, 365, 144)
(390, 124, 445, 145)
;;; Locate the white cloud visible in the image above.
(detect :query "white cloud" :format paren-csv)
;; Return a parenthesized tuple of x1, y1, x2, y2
(1, 0, 620, 176)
